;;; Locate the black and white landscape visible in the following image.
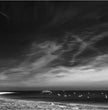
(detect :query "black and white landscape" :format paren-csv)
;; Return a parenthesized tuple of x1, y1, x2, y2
(0, 1, 108, 109)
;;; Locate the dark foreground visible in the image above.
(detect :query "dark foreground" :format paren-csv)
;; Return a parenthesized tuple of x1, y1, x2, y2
(0, 97, 108, 110)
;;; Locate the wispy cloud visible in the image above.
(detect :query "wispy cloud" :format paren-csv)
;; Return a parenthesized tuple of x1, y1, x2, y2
(0, 23, 108, 89)
(23, 54, 108, 86)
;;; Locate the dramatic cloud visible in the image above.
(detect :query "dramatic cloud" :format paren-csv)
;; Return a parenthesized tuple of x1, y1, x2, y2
(0, 22, 108, 90)
(0, 2, 108, 90)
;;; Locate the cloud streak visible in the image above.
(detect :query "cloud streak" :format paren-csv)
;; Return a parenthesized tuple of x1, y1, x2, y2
(0, 23, 108, 89)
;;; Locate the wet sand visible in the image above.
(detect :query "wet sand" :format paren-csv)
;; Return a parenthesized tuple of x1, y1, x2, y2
(0, 96, 108, 110)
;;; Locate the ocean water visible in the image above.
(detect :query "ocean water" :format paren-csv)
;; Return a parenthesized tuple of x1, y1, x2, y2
(2, 91, 108, 105)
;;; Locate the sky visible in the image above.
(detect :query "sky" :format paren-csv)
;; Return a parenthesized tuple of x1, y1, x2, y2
(0, 1, 108, 90)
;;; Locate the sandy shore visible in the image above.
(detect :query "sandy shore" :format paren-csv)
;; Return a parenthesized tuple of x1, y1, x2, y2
(0, 97, 108, 110)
